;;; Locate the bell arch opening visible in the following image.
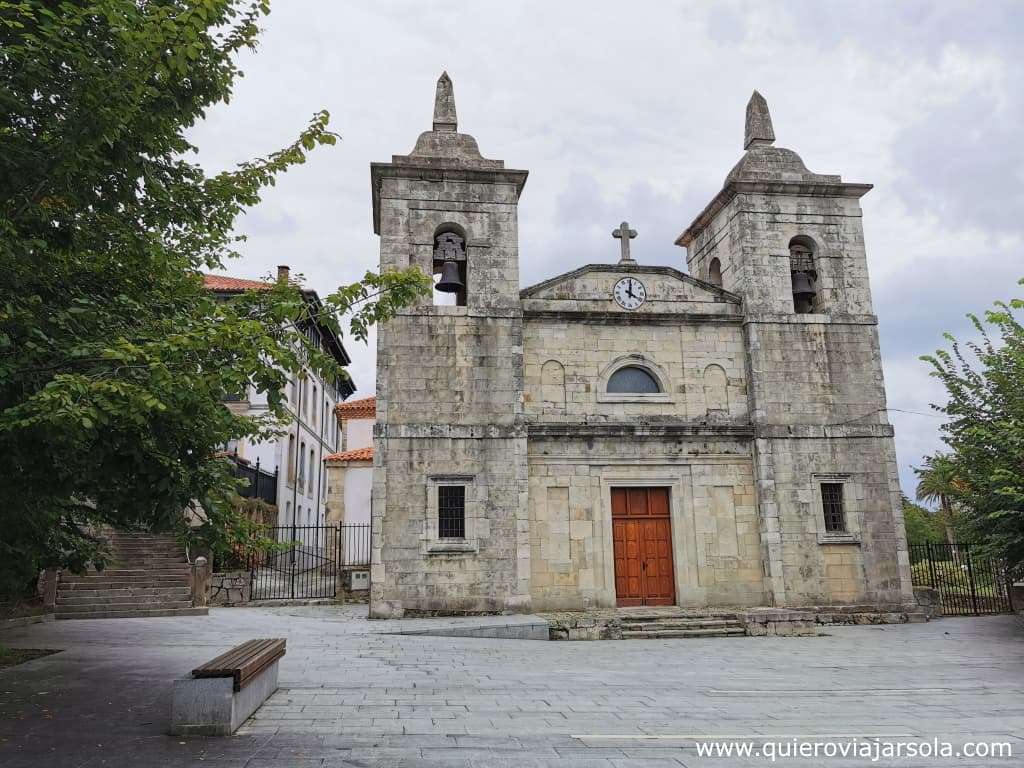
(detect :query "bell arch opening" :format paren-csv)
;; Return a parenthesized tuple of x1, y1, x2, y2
(707, 257, 723, 287)
(433, 223, 468, 307)
(788, 235, 818, 314)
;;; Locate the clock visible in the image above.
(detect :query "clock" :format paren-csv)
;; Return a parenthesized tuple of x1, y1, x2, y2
(613, 276, 647, 310)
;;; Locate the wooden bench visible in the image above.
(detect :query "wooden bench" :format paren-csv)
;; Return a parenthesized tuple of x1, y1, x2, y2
(170, 638, 286, 736)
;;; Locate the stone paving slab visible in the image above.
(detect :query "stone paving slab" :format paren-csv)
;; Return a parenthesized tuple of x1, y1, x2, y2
(0, 605, 1022, 766)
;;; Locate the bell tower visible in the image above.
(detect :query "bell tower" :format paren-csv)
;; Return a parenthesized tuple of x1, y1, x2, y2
(369, 73, 531, 618)
(676, 92, 914, 609)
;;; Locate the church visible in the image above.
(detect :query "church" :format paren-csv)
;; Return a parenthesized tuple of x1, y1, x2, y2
(368, 73, 915, 617)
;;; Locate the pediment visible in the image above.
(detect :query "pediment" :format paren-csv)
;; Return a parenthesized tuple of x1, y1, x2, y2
(520, 264, 741, 315)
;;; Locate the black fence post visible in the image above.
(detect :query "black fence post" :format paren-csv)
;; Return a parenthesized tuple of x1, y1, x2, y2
(964, 546, 979, 615)
(926, 542, 938, 589)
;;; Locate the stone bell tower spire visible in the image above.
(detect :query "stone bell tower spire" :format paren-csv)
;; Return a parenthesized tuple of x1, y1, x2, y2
(744, 90, 775, 149)
(432, 71, 457, 132)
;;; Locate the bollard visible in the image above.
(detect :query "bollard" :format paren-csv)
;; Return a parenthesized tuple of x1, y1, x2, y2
(192, 556, 210, 608)
(42, 569, 59, 609)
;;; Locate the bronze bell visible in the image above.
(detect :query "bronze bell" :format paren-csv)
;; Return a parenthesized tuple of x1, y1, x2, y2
(435, 259, 464, 293)
(791, 270, 817, 310)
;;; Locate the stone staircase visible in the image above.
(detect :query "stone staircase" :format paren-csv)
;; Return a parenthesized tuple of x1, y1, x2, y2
(618, 613, 746, 639)
(55, 532, 208, 620)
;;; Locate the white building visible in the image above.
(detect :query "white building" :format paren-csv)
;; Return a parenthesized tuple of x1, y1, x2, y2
(325, 396, 375, 563)
(205, 267, 355, 531)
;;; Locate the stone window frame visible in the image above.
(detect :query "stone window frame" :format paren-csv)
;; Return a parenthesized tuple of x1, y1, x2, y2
(596, 354, 674, 404)
(425, 474, 479, 554)
(811, 473, 862, 545)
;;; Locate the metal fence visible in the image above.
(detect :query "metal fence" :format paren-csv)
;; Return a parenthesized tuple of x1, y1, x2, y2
(231, 458, 278, 506)
(340, 524, 371, 567)
(249, 525, 339, 600)
(909, 543, 1018, 615)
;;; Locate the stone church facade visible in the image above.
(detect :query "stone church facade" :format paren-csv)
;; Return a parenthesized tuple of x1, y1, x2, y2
(369, 74, 914, 618)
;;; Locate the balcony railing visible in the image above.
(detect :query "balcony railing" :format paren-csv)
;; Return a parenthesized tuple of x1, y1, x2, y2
(229, 456, 278, 506)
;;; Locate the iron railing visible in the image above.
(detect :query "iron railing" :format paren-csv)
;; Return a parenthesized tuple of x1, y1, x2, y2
(909, 543, 1018, 615)
(231, 457, 278, 506)
(340, 523, 371, 567)
(249, 525, 339, 600)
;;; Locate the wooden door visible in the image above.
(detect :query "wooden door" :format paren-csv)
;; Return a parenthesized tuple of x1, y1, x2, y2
(611, 487, 676, 607)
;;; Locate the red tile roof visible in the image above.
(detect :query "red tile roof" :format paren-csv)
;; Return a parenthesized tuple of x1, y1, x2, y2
(336, 395, 376, 420)
(203, 274, 272, 292)
(324, 446, 374, 464)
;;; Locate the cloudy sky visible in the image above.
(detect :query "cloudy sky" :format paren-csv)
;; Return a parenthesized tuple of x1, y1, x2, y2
(192, 1, 1023, 497)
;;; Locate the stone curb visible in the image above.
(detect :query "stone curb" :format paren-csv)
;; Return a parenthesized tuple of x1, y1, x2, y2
(0, 613, 54, 632)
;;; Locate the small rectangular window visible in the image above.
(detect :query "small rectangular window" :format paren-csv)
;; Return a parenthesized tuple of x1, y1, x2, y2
(821, 483, 846, 533)
(438, 485, 465, 539)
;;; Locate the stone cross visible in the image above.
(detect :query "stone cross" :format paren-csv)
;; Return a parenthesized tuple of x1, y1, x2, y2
(612, 221, 637, 264)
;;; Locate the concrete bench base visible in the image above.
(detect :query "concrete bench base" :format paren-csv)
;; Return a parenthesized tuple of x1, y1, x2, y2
(169, 659, 279, 736)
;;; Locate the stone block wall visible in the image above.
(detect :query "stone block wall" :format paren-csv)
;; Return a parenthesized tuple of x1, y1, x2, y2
(527, 436, 766, 611)
(684, 183, 914, 609)
(686, 192, 874, 317)
(522, 317, 748, 422)
(370, 153, 531, 618)
(371, 432, 529, 615)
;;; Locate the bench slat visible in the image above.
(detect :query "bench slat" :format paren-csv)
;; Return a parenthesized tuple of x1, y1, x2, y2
(192, 638, 286, 691)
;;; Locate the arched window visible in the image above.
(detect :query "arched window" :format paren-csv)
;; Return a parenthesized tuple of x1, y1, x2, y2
(298, 440, 306, 486)
(708, 257, 723, 287)
(287, 434, 296, 483)
(607, 366, 661, 394)
(789, 235, 817, 314)
(308, 449, 315, 493)
(432, 224, 468, 307)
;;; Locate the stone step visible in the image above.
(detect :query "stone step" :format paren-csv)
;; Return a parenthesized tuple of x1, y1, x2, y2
(109, 560, 188, 567)
(110, 536, 180, 544)
(59, 577, 192, 590)
(55, 607, 209, 620)
(618, 612, 738, 622)
(57, 589, 191, 605)
(62, 567, 191, 579)
(620, 627, 747, 639)
(57, 598, 195, 613)
(620, 619, 741, 632)
(55, 589, 193, 602)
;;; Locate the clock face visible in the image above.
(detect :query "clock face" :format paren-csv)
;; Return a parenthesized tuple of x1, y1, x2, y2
(613, 277, 647, 310)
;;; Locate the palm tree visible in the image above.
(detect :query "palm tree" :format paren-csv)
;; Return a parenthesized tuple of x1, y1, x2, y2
(914, 453, 960, 548)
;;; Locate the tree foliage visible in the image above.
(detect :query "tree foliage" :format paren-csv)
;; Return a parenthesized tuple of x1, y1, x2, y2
(913, 453, 963, 546)
(901, 494, 947, 547)
(0, 1, 430, 596)
(922, 279, 1024, 565)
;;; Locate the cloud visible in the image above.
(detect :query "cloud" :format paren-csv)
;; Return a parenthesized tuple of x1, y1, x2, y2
(188, 1, 1024, 497)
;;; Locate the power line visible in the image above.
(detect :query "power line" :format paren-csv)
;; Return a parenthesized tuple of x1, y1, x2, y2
(827, 407, 949, 427)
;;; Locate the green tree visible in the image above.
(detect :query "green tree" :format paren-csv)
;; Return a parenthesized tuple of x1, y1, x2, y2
(913, 453, 961, 547)
(901, 494, 946, 547)
(922, 278, 1024, 566)
(0, 1, 430, 596)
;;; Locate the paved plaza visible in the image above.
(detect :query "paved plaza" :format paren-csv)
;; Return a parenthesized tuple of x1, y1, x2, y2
(0, 606, 1022, 767)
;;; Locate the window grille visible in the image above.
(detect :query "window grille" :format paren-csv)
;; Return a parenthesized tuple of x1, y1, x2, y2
(438, 485, 466, 539)
(821, 483, 846, 533)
